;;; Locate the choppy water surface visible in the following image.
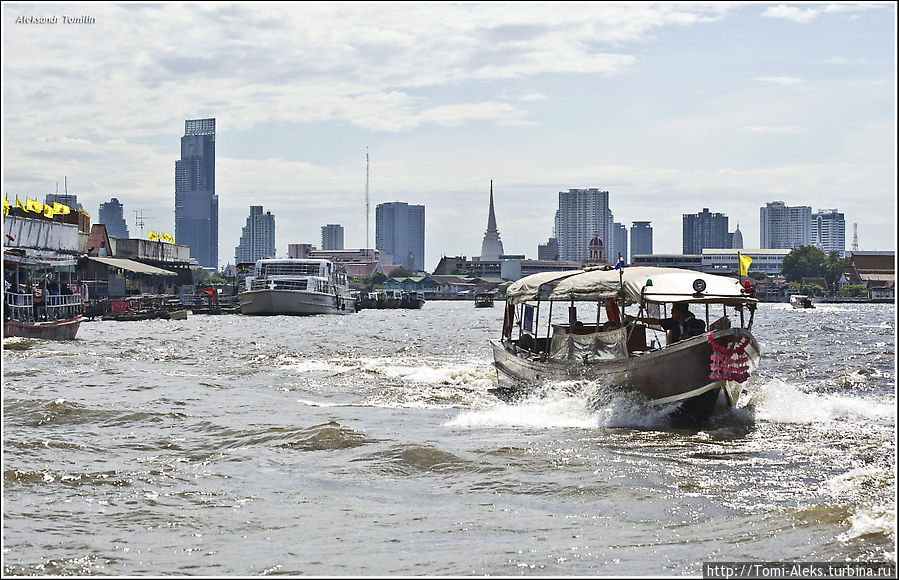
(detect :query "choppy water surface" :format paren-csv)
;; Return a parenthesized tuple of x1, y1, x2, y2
(2, 301, 895, 576)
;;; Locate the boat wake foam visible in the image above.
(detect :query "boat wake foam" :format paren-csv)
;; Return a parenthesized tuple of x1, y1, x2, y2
(447, 381, 675, 430)
(741, 378, 896, 424)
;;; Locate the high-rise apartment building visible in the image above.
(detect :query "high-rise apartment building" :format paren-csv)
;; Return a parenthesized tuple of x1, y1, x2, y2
(175, 118, 218, 269)
(613, 222, 628, 263)
(235, 206, 276, 264)
(630, 221, 653, 256)
(479, 181, 504, 261)
(760, 201, 811, 250)
(812, 209, 846, 257)
(98, 197, 129, 239)
(555, 188, 611, 263)
(375, 201, 425, 271)
(683, 208, 729, 254)
(321, 224, 345, 251)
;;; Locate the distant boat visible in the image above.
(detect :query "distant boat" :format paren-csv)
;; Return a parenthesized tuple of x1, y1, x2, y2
(238, 259, 357, 315)
(790, 294, 815, 309)
(474, 291, 495, 308)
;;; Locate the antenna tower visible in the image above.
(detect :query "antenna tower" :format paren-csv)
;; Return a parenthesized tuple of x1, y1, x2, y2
(133, 209, 151, 237)
(365, 147, 370, 252)
(852, 223, 859, 253)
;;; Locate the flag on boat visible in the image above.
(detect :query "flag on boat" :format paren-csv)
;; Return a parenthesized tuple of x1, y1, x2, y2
(738, 252, 752, 277)
(614, 253, 625, 271)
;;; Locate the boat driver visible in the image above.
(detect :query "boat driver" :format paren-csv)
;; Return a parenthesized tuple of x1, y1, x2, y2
(635, 302, 705, 344)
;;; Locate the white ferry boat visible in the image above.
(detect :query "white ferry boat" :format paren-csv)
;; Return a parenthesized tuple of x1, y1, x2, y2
(238, 259, 357, 315)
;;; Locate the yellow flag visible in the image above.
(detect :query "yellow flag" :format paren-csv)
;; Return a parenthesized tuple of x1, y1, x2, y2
(148, 230, 156, 241)
(43, 204, 56, 218)
(738, 253, 752, 277)
(52, 202, 71, 215)
(3, 198, 9, 216)
(17, 196, 26, 211)
(26, 198, 43, 213)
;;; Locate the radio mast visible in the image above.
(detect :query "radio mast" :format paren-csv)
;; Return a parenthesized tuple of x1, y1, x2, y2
(365, 147, 370, 252)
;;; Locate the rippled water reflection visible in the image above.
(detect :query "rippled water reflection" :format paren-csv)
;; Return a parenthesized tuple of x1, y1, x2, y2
(2, 301, 895, 575)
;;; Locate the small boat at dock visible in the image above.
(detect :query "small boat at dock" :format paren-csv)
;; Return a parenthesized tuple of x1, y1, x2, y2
(3, 251, 84, 340)
(474, 291, 495, 308)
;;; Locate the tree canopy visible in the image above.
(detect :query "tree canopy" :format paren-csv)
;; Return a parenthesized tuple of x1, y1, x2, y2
(781, 246, 848, 288)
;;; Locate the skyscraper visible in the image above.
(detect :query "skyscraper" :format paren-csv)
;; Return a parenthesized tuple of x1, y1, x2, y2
(555, 188, 611, 263)
(479, 180, 505, 261)
(175, 118, 218, 269)
(630, 221, 653, 256)
(683, 208, 729, 254)
(812, 209, 846, 257)
(98, 197, 129, 239)
(235, 206, 276, 264)
(375, 201, 425, 271)
(760, 201, 811, 250)
(321, 224, 345, 251)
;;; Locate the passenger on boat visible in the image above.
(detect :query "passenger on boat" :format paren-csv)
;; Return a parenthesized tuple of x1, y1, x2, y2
(636, 302, 705, 344)
(33, 283, 47, 321)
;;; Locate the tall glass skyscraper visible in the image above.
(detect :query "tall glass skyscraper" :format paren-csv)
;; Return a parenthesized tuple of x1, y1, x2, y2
(98, 197, 129, 239)
(175, 118, 218, 269)
(375, 201, 425, 271)
(235, 206, 276, 264)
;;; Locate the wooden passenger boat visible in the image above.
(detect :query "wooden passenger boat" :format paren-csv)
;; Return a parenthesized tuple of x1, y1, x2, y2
(491, 266, 761, 424)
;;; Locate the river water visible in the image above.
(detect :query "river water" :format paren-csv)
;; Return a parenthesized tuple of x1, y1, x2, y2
(2, 301, 895, 576)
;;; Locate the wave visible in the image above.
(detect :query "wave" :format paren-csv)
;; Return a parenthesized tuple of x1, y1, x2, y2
(742, 379, 896, 424)
(447, 382, 675, 430)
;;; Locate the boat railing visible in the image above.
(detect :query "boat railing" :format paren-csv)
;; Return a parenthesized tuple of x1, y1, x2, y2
(4, 291, 82, 322)
(250, 278, 313, 292)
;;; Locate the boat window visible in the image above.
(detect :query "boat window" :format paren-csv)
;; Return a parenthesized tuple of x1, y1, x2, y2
(549, 326, 629, 362)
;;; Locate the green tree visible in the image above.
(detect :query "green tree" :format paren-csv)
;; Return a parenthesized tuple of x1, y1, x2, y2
(800, 283, 825, 297)
(388, 267, 416, 278)
(369, 272, 387, 285)
(837, 284, 868, 298)
(787, 281, 801, 293)
(781, 245, 827, 283)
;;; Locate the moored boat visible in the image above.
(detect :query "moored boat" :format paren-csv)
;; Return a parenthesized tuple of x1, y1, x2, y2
(238, 258, 357, 315)
(491, 266, 761, 424)
(4, 252, 84, 340)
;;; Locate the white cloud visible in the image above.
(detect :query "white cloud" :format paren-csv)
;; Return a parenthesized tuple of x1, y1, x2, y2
(752, 76, 806, 86)
(518, 93, 547, 102)
(742, 126, 805, 134)
(762, 5, 821, 24)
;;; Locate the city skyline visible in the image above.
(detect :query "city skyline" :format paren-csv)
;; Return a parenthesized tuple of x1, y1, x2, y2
(2, 2, 895, 270)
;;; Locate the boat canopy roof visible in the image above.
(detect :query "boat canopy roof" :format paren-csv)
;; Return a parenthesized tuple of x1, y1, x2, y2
(506, 266, 757, 307)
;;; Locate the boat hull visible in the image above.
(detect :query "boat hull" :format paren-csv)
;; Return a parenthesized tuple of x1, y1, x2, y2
(238, 289, 356, 316)
(490, 327, 758, 421)
(4, 316, 83, 340)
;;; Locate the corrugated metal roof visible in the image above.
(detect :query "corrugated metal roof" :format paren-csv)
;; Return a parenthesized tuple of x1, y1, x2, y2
(88, 257, 178, 276)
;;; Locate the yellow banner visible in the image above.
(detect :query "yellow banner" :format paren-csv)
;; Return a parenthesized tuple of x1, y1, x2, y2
(3, 198, 8, 216)
(52, 202, 71, 215)
(26, 198, 43, 213)
(43, 204, 56, 218)
(738, 253, 752, 277)
(17, 197, 26, 211)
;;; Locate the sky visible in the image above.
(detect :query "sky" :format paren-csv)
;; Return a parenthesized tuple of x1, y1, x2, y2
(2, 1, 896, 271)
